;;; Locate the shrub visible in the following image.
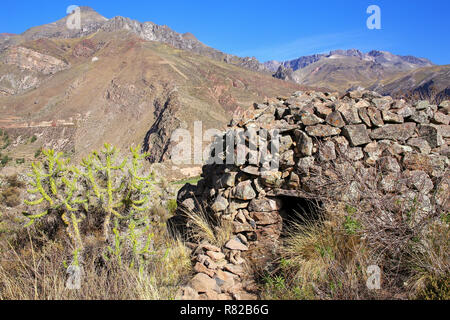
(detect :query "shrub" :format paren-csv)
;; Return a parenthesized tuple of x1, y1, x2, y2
(1, 133, 10, 150)
(34, 148, 42, 158)
(1, 187, 21, 207)
(343, 214, 362, 235)
(23, 144, 162, 274)
(1, 155, 11, 166)
(30, 135, 37, 143)
(0, 141, 193, 299)
(408, 221, 450, 300)
(183, 205, 233, 248)
(260, 155, 449, 300)
(167, 199, 178, 215)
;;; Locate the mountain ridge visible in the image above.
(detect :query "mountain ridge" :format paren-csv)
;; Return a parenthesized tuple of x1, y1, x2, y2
(264, 48, 434, 73)
(265, 49, 439, 94)
(0, 6, 269, 73)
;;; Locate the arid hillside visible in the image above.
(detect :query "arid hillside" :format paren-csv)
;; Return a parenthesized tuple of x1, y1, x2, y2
(370, 65, 450, 104)
(0, 30, 304, 171)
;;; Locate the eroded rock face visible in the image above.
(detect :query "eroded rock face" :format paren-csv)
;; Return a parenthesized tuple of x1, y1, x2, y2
(172, 90, 449, 301)
(2, 46, 70, 75)
(0, 46, 70, 95)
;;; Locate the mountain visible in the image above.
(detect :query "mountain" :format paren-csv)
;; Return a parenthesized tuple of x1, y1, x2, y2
(0, 33, 16, 38)
(0, 6, 269, 73)
(1, 7, 445, 177)
(266, 49, 434, 92)
(0, 10, 305, 174)
(369, 65, 450, 104)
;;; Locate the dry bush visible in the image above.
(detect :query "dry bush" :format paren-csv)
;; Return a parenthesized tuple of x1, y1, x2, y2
(0, 174, 24, 208)
(0, 227, 192, 300)
(5, 174, 24, 188)
(1, 187, 21, 207)
(408, 220, 449, 300)
(181, 203, 233, 248)
(262, 203, 375, 300)
(262, 156, 449, 300)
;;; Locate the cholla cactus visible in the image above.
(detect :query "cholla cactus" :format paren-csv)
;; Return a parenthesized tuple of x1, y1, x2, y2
(24, 144, 159, 269)
(80, 143, 127, 240)
(123, 146, 159, 217)
(105, 217, 155, 271)
(24, 149, 87, 251)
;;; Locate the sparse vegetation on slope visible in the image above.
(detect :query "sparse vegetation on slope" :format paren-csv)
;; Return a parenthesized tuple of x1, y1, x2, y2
(0, 144, 192, 300)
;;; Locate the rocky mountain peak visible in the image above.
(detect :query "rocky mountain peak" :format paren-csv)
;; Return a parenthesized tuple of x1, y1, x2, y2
(182, 32, 198, 41)
(0, 9, 270, 73)
(329, 48, 364, 58)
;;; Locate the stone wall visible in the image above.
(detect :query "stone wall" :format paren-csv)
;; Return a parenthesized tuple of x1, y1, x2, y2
(172, 90, 449, 300)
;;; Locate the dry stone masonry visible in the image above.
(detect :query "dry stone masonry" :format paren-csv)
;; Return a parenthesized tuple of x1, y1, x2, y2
(173, 90, 449, 300)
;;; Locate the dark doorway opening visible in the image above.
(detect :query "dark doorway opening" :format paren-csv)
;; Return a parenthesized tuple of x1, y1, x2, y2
(278, 196, 323, 237)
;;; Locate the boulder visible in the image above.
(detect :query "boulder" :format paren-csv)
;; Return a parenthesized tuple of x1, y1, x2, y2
(358, 108, 372, 127)
(194, 263, 216, 278)
(372, 97, 393, 110)
(382, 110, 404, 123)
(300, 112, 324, 126)
(251, 211, 281, 226)
(306, 124, 341, 137)
(211, 196, 229, 212)
(411, 111, 430, 124)
(225, 238, 249, 251)
(207, 251, 226, 262)
(432, 112, 449, 125)
(419, 125, 444, 148)
(248, 198, 282, 212)
(190, 273, 221, 294)
(415, 100, 429, 110)
(370, 123, 416, 141)
(297, 156, 315, 175)
(233, 181, 256, 200)
(260, 170, 282, 187)
(338, 103, 361, 124)
(296, 130, 313, 156)
(367, 107, 384, 127)
(279, 135, 293, 153)
(178, 286, 200, 300)
(319, 141, 336, 161)
(407, 138, 431, 154)
(326, 111, 345, 128)
(342, 124, 371, 147)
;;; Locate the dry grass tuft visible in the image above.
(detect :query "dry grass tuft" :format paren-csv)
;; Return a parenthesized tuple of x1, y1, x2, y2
(0, 234, 192, 300)
(182, 204, 233, 248)
(262, 203, 375, 300)
(0, 209, 193, 300)
(261, 158, 450, 300)
(408, 221, 450, 300)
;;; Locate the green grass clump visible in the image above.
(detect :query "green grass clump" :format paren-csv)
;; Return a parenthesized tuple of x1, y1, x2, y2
(172, 176, 201, 186)
(1, 155, 11, 166)
(167, 199, 178, 215)
(34, 148, 42, 159)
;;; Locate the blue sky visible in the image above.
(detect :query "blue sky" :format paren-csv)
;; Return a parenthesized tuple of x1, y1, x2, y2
(1, 0, 449, 64)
